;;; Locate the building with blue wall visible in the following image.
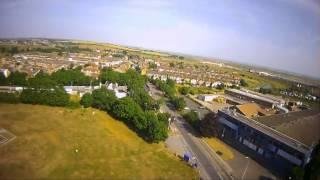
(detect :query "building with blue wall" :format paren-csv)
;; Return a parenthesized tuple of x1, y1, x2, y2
(216, 109, 319, 175)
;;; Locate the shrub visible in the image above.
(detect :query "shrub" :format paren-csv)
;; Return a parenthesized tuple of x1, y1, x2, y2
(183, 111, 200, 130)
(80, 93, 93, 108)
(0, 92, 20, 104)
(179, 86, 190, 95)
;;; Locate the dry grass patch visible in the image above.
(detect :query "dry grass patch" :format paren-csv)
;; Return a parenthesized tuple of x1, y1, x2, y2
(203, 137, 234, 161)
(0, 104, 198, 179)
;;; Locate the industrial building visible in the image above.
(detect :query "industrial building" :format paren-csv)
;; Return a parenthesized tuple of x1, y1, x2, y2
(224, 89, 282, 108)
(216, 108, 320, 176)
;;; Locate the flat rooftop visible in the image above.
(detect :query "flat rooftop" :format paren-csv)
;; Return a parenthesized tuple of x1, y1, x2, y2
(254, 110, 320, 147)
(225, 89, 280, 105)
(220, 109, 313, 154)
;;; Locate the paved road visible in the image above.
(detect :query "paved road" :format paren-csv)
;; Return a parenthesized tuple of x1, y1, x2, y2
(182, 96, 210, 119)
(148, 83, 231, 180)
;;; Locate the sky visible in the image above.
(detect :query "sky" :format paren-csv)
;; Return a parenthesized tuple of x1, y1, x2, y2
(0, 0, 319, 78)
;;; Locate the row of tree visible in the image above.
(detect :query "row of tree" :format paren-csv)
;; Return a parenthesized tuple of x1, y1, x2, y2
(151, 79, 186, 111)
(0, 67, 169, 142)
(0, 68, 96, 106)
(0, 71, 72, 106)
(100, 68, 160, 111)
(80, 68, 169, 143)
(80, 87, 168, 143)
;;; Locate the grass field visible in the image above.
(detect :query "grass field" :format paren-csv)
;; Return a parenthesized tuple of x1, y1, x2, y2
(239, 71, 291, 91)
(0, 104, 198, 179)
(176, 84, 223, 95)
(203, 138, 234, 161)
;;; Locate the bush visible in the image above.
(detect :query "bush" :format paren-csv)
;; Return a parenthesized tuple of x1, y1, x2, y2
(179, 86, 190, 95)
(91, 87, 116, 111)
(183, 111, 200, 130)
(240, 79, 248, 87)
(20, 88, 69, 106)
(171, 97, 186, 111)
(6, 71, 28, 86)
(80, 93, 93, 108)
(199, 112, 220, 137)
(112, 97, 147, 130)
(0, 92, 20, 104)
(145, 111, 168, 143)
(51, 68, 92, 86)
(67, 100, 81, 109)
(157, 112, 170, 125)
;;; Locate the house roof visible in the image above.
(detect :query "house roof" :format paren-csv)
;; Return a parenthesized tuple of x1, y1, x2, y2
(235, 103, 266, 118)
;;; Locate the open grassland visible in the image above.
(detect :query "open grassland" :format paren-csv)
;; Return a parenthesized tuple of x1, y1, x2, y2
(77, 42, 170, 57)
(176, 84, 223, 95)
(0, 104, 197, 179)
(239, 71, 291, 91)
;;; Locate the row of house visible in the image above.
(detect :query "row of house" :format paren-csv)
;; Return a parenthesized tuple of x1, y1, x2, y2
(0, 82, 128, 99)
(147, 71, 239, 88)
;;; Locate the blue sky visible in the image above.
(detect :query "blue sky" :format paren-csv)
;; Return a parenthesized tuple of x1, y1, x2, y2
(0, 0, 319, 78)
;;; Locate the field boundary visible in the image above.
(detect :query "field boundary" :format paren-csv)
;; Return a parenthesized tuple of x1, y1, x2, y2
(0, 128, 16, 146)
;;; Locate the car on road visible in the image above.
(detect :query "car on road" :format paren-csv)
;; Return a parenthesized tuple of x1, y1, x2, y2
(199, 106, 206, 109)
(184, 107, 190, 110)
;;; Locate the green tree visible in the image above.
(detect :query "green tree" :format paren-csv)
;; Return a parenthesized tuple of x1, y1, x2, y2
(0, 92, 20, 104)
(199, 112, 220, 137)
(51, 68, 91, 86)
(20, 87, 69, 107)
(80, 93, 93, 108)
(10, 47, 18, 55)
(179, 86, 190, 95)
(145, 111, 168, 142)
(171, 97, 186, 111)
(28, 71, 57, 89)
(148, 62, 157, 69)
(157, 112, 170, 125)
(183, 111, 200, 129)
(7, 71, 28, 86)
(240, 79, 248, 87)
(100, 68, 120, 84)
(112, 97, 147, 130)
(0, 73, 7, 85)
(91, 87, 116, 111)
(259, 84, 273, 94)
(291, 167, 304, 180)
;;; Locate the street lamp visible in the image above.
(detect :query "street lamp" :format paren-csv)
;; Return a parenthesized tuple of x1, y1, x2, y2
(241, 156, 250, 180)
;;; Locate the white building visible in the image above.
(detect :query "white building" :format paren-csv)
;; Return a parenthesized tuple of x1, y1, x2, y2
(106, 83, 127, 99)
(160, 75, 167, 81)
(176, 77, 182, 84)
(190, 79, 197, 85)
(198, 94, 219, 102)
(211, 81, 222, 88)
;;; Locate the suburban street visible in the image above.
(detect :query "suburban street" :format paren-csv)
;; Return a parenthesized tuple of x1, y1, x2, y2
(147, 83, 231, 180)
